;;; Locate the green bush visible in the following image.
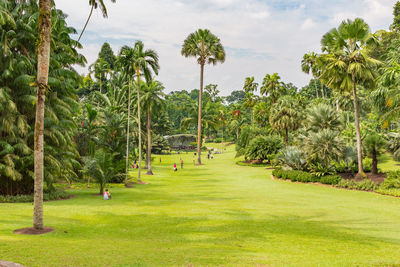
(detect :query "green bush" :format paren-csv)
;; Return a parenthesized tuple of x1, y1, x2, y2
(0, 189, 70, 203)
(236, 161, 268, 167)
(214, 138, 223, 143)
(376, 188, 400, 197)
(272, 169, 319, 183)
(245, 135, 283, 162)
(320, 175, 342, 185)
(204, 139, 214, 143)
(336, 179, 379, 191)
(380, 170, 400, 190)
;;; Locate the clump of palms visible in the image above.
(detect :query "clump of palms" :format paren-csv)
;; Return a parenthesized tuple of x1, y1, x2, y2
(364, 132, 386, 174)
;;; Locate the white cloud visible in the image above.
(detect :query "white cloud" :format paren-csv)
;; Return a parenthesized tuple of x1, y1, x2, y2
(55, 0, 396, 95)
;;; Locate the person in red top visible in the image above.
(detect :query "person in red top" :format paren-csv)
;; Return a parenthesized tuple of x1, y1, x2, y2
(173, 163, 177, 171)
(103, 189, 111, 200)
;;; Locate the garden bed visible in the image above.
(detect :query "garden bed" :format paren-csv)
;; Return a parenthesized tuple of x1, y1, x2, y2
(339, 172, 386, 184)
(236, 160, 270, 167)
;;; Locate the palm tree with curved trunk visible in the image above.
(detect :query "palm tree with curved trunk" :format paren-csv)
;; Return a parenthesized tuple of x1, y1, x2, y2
(319, 18, 381, 178)
(181, 29, 225, 165)
(75, 0, 116, 45)
(120, 41, 159, 183)
(141, 80, 165, 175)
(301, 52, 322, 98)
(242, 77, 258, 124)
(260, 73, 284, 103)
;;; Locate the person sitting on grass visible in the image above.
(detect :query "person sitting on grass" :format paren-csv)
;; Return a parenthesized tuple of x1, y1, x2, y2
(174, 163, 177, 171)
(104, 189, 111, 200)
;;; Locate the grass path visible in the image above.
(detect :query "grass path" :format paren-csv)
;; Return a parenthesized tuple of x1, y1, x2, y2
(1, 146, 400, 266)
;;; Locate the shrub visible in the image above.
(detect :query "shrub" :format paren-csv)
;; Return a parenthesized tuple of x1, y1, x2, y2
(205, 139, 214, 143)
(214, 138, 223, 143)
(276, 146, 307, 171)
(380, 170, 400, 190)
(245, 135, 283, 162)
(320, 175, 341, 185)
(272, 169, 319, 183)
(336, 179, 379, 191)
(0, 189, 70, 203)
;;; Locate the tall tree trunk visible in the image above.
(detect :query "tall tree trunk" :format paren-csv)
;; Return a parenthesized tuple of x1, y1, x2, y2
(33, 0, 52, 231)
(136, 68, 142, 182)
(336, 99, 339, 112)
(352, 80, 365, 178)
(197, 64, 204, 165)
(313, 77, 318, 98)
(124, 80, 131, 185)
(146, 108, 153, 175)
(75, 5, 94, 46)
(285, 128, 289, 146)
(372, 150, 378, 175)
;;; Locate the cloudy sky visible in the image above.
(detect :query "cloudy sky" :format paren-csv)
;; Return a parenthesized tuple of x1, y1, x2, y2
(56, 0, 395, 95)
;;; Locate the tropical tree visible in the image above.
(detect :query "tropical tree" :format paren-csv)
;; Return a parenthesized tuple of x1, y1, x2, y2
(260, 73, 284, 103)
(364, 132, 386, 174)
(76, 0, 116, 44)
(141, 80, 165, 175)
(301, 52, 322, 97)
(89, 58, 110, 93)
(319, 18, 381, 178)
(122, 41, 159, 182)
(181, 29, 226, 165)
(306, 103, 341, 132)
(269, 96, 301, 145)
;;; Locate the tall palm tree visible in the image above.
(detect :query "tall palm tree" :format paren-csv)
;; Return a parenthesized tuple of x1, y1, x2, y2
(33, 0, 52, 231)
(121, 41, 159, 182)
(89, 58, 110, 94)
(260, 73, 284, 103)
(75, 0, 116, 45)
(181, 29, 225, 165)
(319, 18, 381, 178)
(242, 77, 258, 124)
(141, 80, 165, 175)
(117, 46, 136, 185)
(301, 52, 321, 98)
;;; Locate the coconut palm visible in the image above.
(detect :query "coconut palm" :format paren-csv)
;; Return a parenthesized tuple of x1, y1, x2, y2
(319, 18, 381, 178)
(269, 96, 301, 145)
(119, 41, 159, 183)
(181, 29, 226, 165)
(141, 80, 165, 175)
(301, 52, 322, 98)
(75, 0, 116, 45)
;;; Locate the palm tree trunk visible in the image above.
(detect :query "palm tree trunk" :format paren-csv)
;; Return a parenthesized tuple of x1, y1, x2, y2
(352, 80, 365, 177)
(33, 0, 52, 231)
(313, 77, 318, 98)
(372, 150, 378, 175)
(197, 64, 204, 165)
(146, 108, 153, 175)
(75, 5, 94, 46)
(124, 80, 131, 185)
(136, 68, 142, 182)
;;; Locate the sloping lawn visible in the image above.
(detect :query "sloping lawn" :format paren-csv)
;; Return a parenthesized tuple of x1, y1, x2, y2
(1, 146, 400, 266)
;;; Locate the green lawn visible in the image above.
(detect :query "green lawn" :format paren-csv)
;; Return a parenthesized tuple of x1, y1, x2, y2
(1, 145, 400, 266)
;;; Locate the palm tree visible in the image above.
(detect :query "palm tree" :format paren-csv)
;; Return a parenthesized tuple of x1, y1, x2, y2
(301, 52, 322, 98)
(33, 0, 52, 231)
(364, 133, 386, 174)
(319, 18, 381, 178)
(141, 80, 165, 175)
(181, 29, 226, 165)
(89, 58, 110, 94)
(269, 96, 301, 145)
(75, 0, 116, 45)
(260, 73, 284, 103)
(242, 77, 258, 124)
(121, 41, 159, 182)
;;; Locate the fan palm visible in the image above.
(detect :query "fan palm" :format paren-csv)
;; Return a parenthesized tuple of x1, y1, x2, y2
(364, 132, 386, 174)
(319, 18, 381, 178)
(269, 96, 301, 145)
(181, 29, 225, 165)
(301, 52, 322, 97)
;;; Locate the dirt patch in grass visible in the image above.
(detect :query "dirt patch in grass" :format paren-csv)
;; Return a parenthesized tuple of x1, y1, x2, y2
(339, 172, 387, 184)
(0, 260, 25, 267)
(13, 227, 54, 235)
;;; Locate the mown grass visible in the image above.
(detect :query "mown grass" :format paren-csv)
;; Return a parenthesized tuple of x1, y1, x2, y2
(1, 145, 400, 266)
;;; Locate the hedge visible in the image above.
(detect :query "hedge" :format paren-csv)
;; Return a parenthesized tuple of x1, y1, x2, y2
(0, 189, 70, 203)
